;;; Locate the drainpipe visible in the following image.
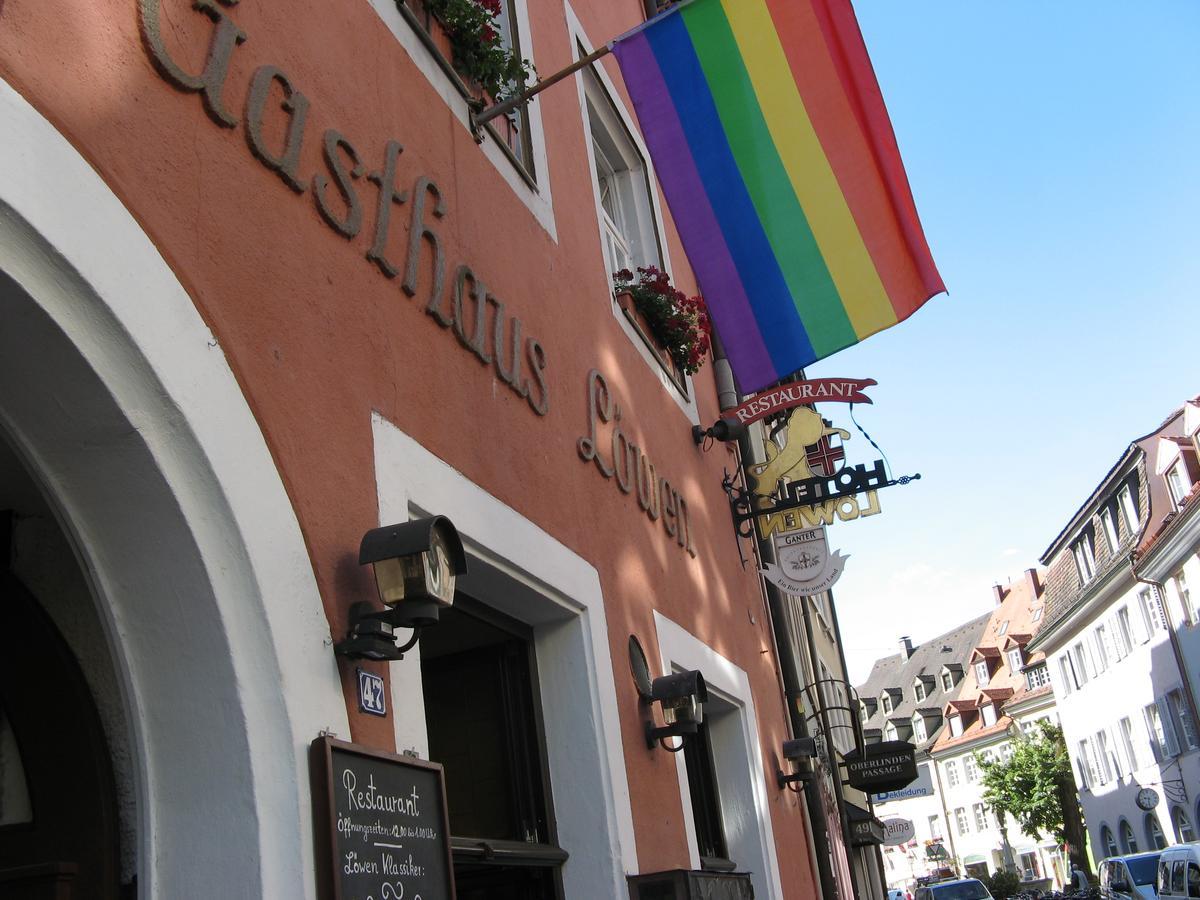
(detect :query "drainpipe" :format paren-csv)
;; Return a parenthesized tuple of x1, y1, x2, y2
(1128, 554, 1200, 760)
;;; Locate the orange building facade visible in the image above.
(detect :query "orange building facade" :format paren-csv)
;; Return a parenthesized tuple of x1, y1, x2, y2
(0, 1, 830, 897)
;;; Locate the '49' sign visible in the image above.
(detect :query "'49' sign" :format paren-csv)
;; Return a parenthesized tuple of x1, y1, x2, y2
(357, 669, 387, 717)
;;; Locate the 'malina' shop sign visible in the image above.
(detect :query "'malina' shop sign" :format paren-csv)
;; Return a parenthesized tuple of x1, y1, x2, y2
(138, 0, 549, 416)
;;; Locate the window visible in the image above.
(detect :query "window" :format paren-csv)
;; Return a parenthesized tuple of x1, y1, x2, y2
(1071, 642, 1093, 685)
(974, 660, 991, 686)
(1072, 531, 1097, 583)
(955, 807, 969, 836)
(422, 597, 564, 897)
(881, 694, 893, 715)
(683, 719, 731, 870)
(1006, 647, 1023, 672)
(981, 704, 998, 728)
(964, 755, 978, 783)
(914, 680, 926, 703)
(1057, 656, 1076, 695)
(1100, 504, 1120, 551)
(1031, 605, 1044, 623)
(1115, 607, 1135, 658)
(996, 620, 1009, 636)
(942, 671, 955, 692)
(1120, 818, 1139, 854)
(1138, 588, 1162, 639)
(973, 803, 988, 831)
(584, 69, 661, 281)
(1118, 484, 1139, 535)
(1119, 716, 1140, 773)
(1173, 571, 1193, 626)
(1096, 731, 1116, 783)
(1174, 806, 1197, 843)
(1092, 625, 1110, 673)
(1076, 740, 1092, 789)
(1144, 700, 1179, 762)
(1101, 824, 1119, 859)
(913, 716, 927, 743)
(1168, 689, 1199, 750)
(999, 742, 1013, 761)
(1145, 813, 1168, 851)
(945, 760, 960, 787)
(929, 814, 942, 840)
(885, 722, 898, 742)
(1026, 664, 1050, 690)
(1167, 462, 1191, 509)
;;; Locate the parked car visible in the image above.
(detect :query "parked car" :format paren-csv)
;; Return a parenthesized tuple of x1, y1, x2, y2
(914, 878, 993, 900)
(1156, 844, 1200, 900)
(889, 890, 908, 900)
(1099, 852, 1163, 900)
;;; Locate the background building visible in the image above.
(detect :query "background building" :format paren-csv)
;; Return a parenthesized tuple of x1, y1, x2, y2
(1029, 399, 1200, 863)
(857, 617, 990, 892)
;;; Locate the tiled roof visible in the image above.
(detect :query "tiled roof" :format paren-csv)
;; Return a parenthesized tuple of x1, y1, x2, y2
(855, 612, 992, 753)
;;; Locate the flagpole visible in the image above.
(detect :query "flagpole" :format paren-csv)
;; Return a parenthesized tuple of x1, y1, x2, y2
(472, 43, 612, 131)
(470, 0, 694, 133)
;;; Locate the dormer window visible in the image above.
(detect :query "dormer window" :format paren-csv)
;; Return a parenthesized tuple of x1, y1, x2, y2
(974, 660, 990, 686)
(912, 715, 927, 743)
(1006, 647, 1023, 672)
(885, 722, 897, 742)
(914, 680, 925, 702)
(942, 671, 953, 691)
(949, 715, 963, 737)
(1071, 530, 1096, 583)
(1166, 462, 1191, 509)
(996, 620, 1009, 636)
(881, 694, 892, 715)
(981, 703, 998, 728)
(1118, 484, 1138, 534)
(1099, 502, 1120, 551)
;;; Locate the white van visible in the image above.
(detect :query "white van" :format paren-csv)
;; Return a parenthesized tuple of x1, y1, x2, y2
(1100, 851, 1163, 900)
(1157, 844, 1200, 900)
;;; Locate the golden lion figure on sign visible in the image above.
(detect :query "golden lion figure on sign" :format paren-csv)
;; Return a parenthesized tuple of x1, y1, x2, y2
(747, 407, 850, 502)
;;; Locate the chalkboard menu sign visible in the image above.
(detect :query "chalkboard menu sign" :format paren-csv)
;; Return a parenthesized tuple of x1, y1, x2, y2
(315, 737, 456, 900)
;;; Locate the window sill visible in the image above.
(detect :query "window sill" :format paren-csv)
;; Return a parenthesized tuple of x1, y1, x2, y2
(614, 290, 690, 395)
(450, 836, 569, 867)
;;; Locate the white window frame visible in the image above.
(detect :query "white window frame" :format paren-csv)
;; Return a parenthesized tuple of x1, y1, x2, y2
(1100, 505, 1120, 551)
(974, 660, 990, 686)
(912, 715, 927, 743)
(571, 18, 699, 419)
(949, 715, 963, 737)
(964, 754, 978, 783)
(1072, 532, 1097, 583)
(373, 413, 638, 893)
(955, 807, 968, 836)
(1166, 462, 1191, 509)
(1118, 484, 1139, 535)
(1115, 607, 1134, 658)
(1006, 647, 1023, 672)
(981, 704, 998, 728)
(942, 670, 955, 692)
(1026, 664, 1050, 690)
(945, 760, 960, 787)
(653, 611, 784, 900)
(973, 803, 987, 831)
(365, 0, 555, 235)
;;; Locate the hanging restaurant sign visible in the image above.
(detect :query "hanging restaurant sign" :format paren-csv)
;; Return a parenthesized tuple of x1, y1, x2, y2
(760, 526, 847, 596)
(728, 378, 877, 427)
(723, 406, 918, 542)
(842, 740, 918, 794)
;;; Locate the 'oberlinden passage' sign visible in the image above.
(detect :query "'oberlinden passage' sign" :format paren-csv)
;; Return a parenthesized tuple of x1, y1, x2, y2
(315, 737, 456, 900)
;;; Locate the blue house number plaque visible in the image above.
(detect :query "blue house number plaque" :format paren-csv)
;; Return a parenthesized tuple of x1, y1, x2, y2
(356, 668, 387, 717)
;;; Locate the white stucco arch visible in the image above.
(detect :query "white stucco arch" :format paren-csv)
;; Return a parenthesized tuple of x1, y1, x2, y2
(0, 78, 349, 897)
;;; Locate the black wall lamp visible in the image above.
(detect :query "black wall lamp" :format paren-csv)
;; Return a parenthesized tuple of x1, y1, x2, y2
(644, 670, 708, 751)
(691, 417, 747, 446)
(777, 737, 818, 792)
(335, 516, 467, 661)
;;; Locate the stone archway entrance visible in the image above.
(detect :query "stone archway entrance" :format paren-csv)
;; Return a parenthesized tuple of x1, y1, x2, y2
(0, 541, 122, 898)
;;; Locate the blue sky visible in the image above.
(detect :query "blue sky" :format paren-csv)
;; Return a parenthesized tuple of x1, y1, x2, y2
(809, 2, 1200, 683)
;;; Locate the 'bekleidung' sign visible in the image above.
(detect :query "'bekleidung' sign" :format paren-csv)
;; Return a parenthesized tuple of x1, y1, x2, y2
(842, 740, 917, 793)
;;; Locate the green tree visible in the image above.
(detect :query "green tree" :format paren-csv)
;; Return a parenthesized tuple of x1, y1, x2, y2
(976, 721, 1091, 876)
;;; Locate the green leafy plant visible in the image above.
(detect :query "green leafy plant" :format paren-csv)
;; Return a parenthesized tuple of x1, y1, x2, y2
(613, 267, 713, 376)
(977, 721, 1073, 842)
(980, 869, 1021, 900)
(415, 0, 534, 101)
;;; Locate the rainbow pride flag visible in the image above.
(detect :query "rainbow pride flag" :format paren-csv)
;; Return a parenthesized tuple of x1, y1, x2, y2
(612, 0, 944, 392)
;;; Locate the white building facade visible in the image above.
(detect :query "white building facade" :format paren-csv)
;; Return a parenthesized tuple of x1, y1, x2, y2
(1029, 402, 1200, 864)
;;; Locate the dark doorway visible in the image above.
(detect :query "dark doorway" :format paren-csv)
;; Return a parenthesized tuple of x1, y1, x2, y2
(0, 525, 121, 900)
(421, 595, 565, 900)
